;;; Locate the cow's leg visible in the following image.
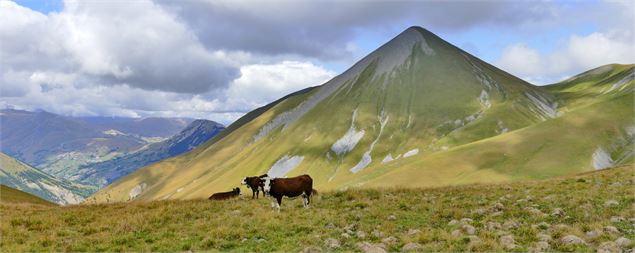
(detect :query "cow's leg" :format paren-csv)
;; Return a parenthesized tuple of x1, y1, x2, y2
(255, 190, 259, 199)
(276, 196, 282, 212)
(270, 196, 277, 209)
(252, 189, 255, 199)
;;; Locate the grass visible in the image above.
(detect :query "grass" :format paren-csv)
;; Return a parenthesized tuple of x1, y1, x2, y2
(3, 166, 633, 252)
(0, 185, 56, 206)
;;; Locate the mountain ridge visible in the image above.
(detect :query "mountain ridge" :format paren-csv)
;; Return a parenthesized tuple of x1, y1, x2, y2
(88, 26, 634, 203)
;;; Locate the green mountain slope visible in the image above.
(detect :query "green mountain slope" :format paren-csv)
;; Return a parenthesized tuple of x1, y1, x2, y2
(0, 184, 56, 206)
(88, 27, 634, 203)
(0, 152, 93, 205)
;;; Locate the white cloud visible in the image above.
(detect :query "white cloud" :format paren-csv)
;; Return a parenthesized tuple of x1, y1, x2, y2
(498, 31, 634, 84)
(226, 61, 336, 109)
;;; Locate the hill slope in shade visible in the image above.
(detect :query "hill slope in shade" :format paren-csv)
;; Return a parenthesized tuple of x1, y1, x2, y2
(0, 184, 56, 206)
(89, 27, 634, 203)
(0, 152, 91, 205)
(76, 120, 225, 187)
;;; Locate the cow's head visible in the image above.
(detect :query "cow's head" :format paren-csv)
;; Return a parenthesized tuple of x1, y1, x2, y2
(241, 177, 247, 185)
(234, 187, 241, 195)
(262, 177, 272, 193)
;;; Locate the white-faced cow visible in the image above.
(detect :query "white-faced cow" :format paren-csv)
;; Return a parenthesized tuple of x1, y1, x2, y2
(262, 174, 315, 211)
(208, 187, 240, 200)
(241, 174, 268, 199)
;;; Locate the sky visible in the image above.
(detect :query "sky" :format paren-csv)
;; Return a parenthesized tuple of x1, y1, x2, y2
(1, 0, 633, 125)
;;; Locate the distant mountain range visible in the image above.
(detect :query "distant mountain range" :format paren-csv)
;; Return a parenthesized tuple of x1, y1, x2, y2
(88, 26, 634, 203)
(0, 152, 90, 205)
(76, 119, 225, 187)
(0, 109, 225, 201)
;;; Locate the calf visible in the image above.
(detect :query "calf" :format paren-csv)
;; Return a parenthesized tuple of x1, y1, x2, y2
(208, 187, 240, 200)
(241, 174, 268, 199)
(263, 174, 313, 211)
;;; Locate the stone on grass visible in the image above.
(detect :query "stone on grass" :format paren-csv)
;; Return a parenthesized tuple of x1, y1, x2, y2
(460, 218, 473, 224)
(503, 220, 519, 230)
(325, 223, 336, 229)
(324, 238, 341, 249)
(387, 215, 397, 221)
(551, 208, 565, 217)
(372, 229, 383, 238)
(451, 229, 462, 237)
(492, 202, 505, 212)
(485, 221, 501, 231)
(560, 235, 586, 245)
(616, 237, 632, 247)
(610, 216, 625, 222)
(302, 246, 322, 253)
(356, 242, 387, 253)
(500, 235, 516, 250)
(604, 226, 620, 234)
(357, 231, 367, 239)
(537, 233, 551, 242)
(585, 230, 600, 239)
(407, 229, 420, 236)
(604, 200, 619, 207)
(530, 241, 549, 252)
(462, 224, 476, 235)
(402, 242, 422, 251)
(341, 233, 351, 239)
(448, 219, 459, 226)
(598, 242, 619, 253)
(382, 236, 397, 245)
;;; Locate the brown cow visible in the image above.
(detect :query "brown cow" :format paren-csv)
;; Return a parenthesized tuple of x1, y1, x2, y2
(208, 187, 240, 200)
(262, 174, 314, 211)
(241, 174, 268, 199)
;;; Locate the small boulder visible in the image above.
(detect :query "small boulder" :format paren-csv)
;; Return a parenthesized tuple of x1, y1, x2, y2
(616, 237, 632, 247)
(492, 202, 505, 212)
(530, 241, 549, 252)
(381, 236, 397, 245)
(462, 224, 476, 235)
(448, 219, 459, 226)
(356, 231, 367, 239)
(407, 229, 421, 236)
(610, 216, 625, 222)
(387, 215, 397, 221)
(604, 226, 620, 234)
(372, 229, 383, 238)
(585, 230, 600, 239)
(560, 235, 586, 245)
(460, 218, 473, 224)
(302, 246, 322, 253)
(356, 242, 387, 253)
(324, 238, 341, 249)
(402, 242, 422, 251)
(598, 241, 619, 253)
(485, 221, 502, 231)
(325, 223, 336, 229)
(551, 208, 565, 217)
(604, 200, 619, 207)
(537, 233, 551, 242)
(500, 235, 516, 250)
(503, 220, 519, 230)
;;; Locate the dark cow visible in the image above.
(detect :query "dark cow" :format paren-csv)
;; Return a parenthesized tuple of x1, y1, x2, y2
(208, 187, 240, 200)
(241, 174, 268, 199)
(262, 174, 314, 211)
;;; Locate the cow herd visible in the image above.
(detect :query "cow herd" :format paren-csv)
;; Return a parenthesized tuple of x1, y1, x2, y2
(208, 174, 316, 211)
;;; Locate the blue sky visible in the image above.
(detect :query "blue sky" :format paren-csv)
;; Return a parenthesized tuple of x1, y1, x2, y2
(1, 0, 633, 123)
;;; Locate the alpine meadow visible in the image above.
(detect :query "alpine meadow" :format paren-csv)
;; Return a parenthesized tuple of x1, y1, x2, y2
(1, 1, 634, 253)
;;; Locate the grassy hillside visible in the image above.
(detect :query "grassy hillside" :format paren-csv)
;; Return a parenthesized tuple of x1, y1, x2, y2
(0, 152, 93, 205)
(89, 26, 634, 203)
(0, 185, 56, 206)
(2, 166, 633, 252)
